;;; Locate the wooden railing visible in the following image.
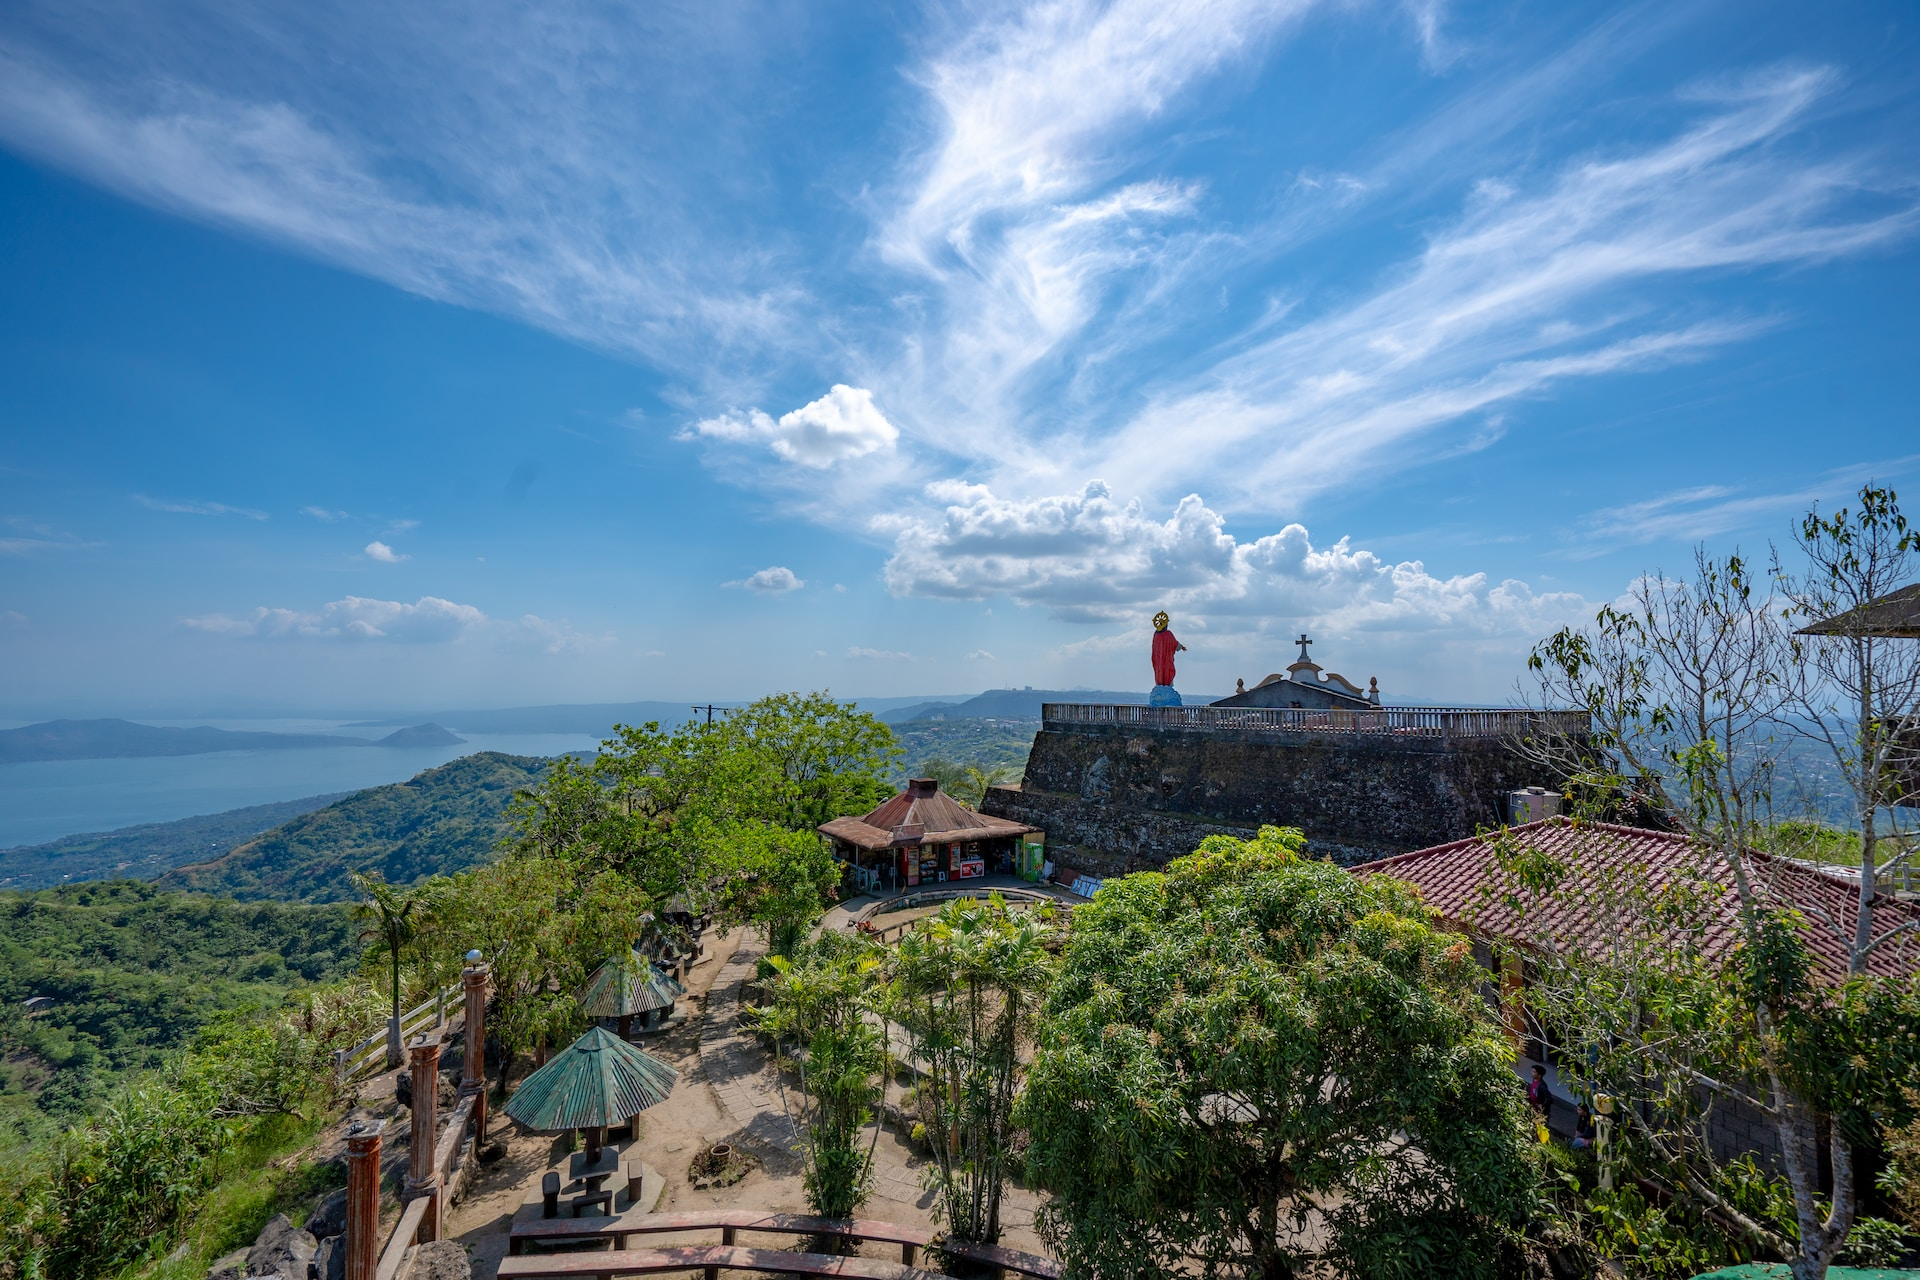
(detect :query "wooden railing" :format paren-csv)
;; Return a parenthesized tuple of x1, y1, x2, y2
(334, 981, 464, 1082)
(1041, 702, 1588, 741)
(376, 1091, 480, 1280)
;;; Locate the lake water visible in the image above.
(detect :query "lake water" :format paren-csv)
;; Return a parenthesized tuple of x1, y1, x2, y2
(0, 719, 603, 848)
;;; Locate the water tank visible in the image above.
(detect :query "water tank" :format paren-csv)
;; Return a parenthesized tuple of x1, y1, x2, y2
(1507, 787, 1564, 825)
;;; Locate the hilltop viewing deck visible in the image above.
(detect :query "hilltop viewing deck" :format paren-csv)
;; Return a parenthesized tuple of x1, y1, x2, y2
(1041, 702, 1589, 740)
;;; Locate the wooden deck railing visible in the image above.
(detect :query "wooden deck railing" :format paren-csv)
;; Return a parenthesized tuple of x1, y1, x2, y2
(1041, 702, 1587, 741)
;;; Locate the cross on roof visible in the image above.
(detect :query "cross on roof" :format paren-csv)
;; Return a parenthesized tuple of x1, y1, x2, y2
(1295, 633, 1312, 662)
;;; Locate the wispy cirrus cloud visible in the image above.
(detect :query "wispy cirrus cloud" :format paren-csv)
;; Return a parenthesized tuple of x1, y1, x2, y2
(136, 494, 269, 520)
(5, 1, 1915, 640)
(185, 594, 484, 641)
(1, 516, 98, 555)
(1572, 457, 1920, 552)
(882, 59, 1914, 510)
(0, 2, 825, 393)
(182, 593, 607, 653)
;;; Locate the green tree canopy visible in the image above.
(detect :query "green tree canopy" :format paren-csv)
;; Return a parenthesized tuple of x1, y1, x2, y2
(508, 691, 897, 905)
(887, 892, 1056, 1244)
(1017, 826, 1540, 1280)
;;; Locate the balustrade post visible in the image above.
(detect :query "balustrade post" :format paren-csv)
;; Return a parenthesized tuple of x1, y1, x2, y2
(461, 952, 491, 1147)
(405, 1034, 442, 1242)
(344, 1120, 384, 1280)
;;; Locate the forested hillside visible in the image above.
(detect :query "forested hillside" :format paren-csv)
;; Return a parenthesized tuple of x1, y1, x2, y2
(158, 752, 550, 903)
(0, 792, 350, 889)
(891, 718, 1036, 792)
(0, 881, 360, 1151)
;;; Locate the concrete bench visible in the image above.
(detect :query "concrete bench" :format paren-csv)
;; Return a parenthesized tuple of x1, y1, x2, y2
(506, 1209, 1062, 1278)
(498, 1244, 941, 1280)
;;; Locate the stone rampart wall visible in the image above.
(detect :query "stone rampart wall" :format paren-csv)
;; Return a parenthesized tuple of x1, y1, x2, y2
(982, 721, 1568, 868)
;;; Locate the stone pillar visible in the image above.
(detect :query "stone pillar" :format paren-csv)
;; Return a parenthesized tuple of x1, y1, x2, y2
(405, 1035, 442, 1242)
(461, 956, 490, 1146)
(344, 1120, 385, 1280)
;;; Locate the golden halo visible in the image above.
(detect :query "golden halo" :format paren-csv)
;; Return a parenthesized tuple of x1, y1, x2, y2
(1152, 610, 1170, 630)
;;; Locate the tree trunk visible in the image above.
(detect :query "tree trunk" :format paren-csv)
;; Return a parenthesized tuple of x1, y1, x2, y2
(385, 959, 405, 1074)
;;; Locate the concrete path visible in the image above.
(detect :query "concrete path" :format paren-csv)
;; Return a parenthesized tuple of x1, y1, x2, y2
(696, 930, 801, 1158)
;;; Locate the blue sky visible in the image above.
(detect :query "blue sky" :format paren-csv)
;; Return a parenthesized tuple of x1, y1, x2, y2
(1, 0, 1916, 714)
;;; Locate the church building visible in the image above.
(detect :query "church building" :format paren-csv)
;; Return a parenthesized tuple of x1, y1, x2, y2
(1211, 634, 1382, 711)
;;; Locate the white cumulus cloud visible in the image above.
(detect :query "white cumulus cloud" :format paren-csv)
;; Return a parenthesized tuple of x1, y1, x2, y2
(731, 565, 805, 593)
(364, 540, 407, 563)
(691, 385, 898, 469)
(847, 646, 912, 660)
(883, 479, 1590, 640)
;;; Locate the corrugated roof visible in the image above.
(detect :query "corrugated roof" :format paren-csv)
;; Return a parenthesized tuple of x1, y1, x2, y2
(818, 779, 1036, 850)
(1356, 817, 1920, 987)
(580, 953, 686, 1017)
(1796, 582, 1920, 638)
(502, 1025, 679, 1131)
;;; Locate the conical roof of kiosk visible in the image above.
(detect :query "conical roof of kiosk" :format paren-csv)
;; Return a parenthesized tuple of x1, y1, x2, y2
(502, 1025, 679, 1131)
(580, 951, 686, 1017)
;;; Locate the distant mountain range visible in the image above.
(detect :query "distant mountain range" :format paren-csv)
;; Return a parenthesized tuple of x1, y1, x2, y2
(158, 751, 550, 902)
(0, 718, 464, 764)
(342, 695, 971, 735)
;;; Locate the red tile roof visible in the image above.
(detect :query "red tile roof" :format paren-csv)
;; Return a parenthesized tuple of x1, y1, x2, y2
(818, 778, 1036, 852)
(1356, 817, 1920, 987)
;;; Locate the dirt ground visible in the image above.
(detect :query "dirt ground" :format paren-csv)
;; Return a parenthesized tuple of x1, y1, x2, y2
(441, 927, 1047, 1280)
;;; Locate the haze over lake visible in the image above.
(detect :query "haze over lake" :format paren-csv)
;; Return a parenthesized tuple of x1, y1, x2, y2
(0, 719, 601, 848)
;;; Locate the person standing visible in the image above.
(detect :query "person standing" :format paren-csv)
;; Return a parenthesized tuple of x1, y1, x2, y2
(1526, 1063, 1554, 1135)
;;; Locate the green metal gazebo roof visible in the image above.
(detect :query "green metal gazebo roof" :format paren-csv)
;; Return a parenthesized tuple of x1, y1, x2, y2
(580, 952, 687, 1018)
(502, 1026, 680, 1132)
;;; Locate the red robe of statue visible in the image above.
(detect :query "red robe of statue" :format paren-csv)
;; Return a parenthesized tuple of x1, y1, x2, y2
(1151, 628, 1181, 686)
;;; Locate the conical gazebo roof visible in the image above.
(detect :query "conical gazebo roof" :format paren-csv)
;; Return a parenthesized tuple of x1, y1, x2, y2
(580, 952, 686, 1018)
(502, 1026, 680, 1132)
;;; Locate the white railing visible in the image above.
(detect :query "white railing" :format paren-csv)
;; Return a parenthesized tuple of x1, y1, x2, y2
(1041, 702, 1588, 741)
(334, 980, 464, 1082)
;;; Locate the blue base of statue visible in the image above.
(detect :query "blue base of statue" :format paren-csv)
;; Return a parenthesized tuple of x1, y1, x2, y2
(1148, 684, 1182, 707)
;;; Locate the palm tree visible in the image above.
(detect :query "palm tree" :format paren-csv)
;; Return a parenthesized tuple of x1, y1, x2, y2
(887, 892, 1055, 1244)
(748, 937, 886, 1219)
(349, 870, 444, 1068)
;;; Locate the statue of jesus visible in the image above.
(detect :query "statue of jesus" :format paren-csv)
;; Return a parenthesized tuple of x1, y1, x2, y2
(1150, 610, 1185, 705)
